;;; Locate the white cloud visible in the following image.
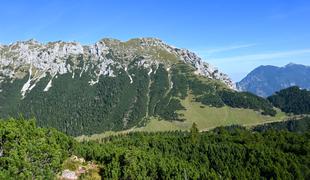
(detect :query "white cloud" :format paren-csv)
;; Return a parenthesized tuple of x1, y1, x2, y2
(209, 48, 310, 62)
(196, 43, 256, 55)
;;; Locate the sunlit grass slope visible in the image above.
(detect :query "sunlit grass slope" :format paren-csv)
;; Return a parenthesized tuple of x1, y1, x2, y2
(77, 95, 286, 141)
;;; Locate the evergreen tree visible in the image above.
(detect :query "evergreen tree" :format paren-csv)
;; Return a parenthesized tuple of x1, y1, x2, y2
(190, 123, 199, 144)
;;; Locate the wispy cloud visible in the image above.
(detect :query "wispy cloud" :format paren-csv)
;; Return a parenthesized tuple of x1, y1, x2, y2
(196, 43, 256, 55)
(268, 6, 310, 20)
(209, 49, 310, 62)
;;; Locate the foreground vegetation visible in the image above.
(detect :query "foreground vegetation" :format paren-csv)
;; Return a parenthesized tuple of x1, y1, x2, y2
(1, 118, 309, 179)
(0, 119, 76, 179)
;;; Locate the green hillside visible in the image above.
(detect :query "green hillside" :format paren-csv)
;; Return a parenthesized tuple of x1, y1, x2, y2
(0, 39, 282, 136)
(78, 95, 285, 141)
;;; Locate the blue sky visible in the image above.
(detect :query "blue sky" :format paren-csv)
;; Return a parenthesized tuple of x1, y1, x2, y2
(1, 0, 310, 81)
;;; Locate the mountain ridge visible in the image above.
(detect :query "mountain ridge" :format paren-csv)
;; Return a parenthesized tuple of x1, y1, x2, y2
(237, 63, 310, 97)
(0, 37, 235, 94)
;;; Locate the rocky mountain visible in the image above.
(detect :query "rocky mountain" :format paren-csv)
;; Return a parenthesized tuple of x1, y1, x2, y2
(0, 38, 276, 136)
(237, 63, 310, 97)
(0, 38, 234, 90)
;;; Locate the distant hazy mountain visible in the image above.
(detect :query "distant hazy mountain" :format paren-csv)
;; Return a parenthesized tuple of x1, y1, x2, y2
(237, 63, 310, 97)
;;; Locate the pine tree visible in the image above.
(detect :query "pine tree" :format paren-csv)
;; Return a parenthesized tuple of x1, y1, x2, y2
(190, 123, 199, 144)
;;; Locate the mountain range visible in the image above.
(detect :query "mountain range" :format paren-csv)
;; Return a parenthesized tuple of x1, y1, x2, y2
(0, 38, 279, 136)
(1, 38, 309, 179)
(237, 63, 310, 97)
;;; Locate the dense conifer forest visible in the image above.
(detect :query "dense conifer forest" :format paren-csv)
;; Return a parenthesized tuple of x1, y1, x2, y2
(0, 119, 76, 179)
(0, 61, 277, 136)
(1, 118, 309, 179)
(268, 86, 310, 114)
(253, 117, 310, 133)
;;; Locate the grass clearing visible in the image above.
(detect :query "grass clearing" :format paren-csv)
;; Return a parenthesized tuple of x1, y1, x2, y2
(77, 95, 287, 141)
(179, 94, 286, 131)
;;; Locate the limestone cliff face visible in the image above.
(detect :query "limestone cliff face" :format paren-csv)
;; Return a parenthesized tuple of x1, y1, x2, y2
(0, 38, 234, 97)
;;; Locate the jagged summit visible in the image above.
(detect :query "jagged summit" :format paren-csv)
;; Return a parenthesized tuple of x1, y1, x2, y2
(0, 37, 234, 92)
(100, 37, 164, 44)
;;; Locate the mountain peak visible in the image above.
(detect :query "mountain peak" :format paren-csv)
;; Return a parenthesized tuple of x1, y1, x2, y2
(22, 39, 40, 45)
(285, 62, 297, 67)
(237, 63, 310, 97)
(99, 38, 121, 44)
(99, 37, 163, 44)
(128, 37, 163, 43)
(284, 63, 308, 69)
(98, 37, 168, 51)
(0, 37, 234, 91)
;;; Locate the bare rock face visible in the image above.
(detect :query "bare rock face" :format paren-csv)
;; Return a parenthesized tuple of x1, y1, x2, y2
(0, 37, 234, 97)
(60, 170, 78, 180)
(173, 48, 234, 89)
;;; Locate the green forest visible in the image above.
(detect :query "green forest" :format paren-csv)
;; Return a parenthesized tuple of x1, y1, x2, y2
(268, 86, 310, 115)
(0, 59, 277, 136)
(253, 117, 310, 133)
(0, 118, 76, 179)
(1, 118, 309, 179)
